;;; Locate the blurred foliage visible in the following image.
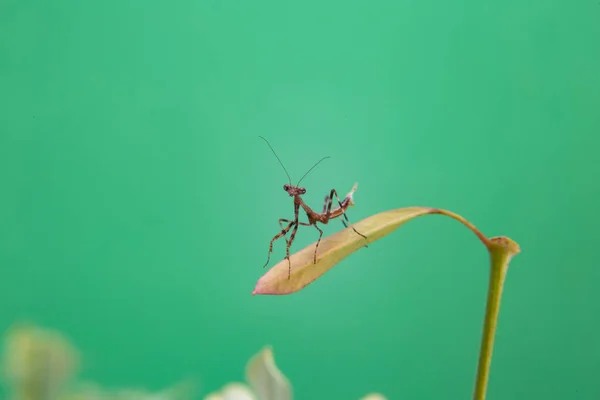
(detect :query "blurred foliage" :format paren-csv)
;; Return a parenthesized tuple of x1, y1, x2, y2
(1, 324, 385, 400)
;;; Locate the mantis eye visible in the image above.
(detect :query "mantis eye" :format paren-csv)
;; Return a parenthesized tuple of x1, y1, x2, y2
(283, 184, 289, 191)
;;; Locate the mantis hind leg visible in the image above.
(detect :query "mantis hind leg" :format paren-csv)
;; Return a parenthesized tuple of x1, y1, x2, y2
(327, 189, 369, 245)
(322, 195, 330, 213)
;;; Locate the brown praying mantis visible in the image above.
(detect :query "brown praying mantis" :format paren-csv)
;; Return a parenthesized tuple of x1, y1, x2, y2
(260, 136, 369, 279)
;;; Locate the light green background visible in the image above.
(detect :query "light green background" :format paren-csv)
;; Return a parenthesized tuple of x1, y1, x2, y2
(1, 0, 599, 399)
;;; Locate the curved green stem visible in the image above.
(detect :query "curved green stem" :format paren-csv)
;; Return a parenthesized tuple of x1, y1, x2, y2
(425, 210, 520, 399)
(472, 237, 519, 400)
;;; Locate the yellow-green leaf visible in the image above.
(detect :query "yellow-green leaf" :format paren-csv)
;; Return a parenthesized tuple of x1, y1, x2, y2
(253, 207, 492, 296)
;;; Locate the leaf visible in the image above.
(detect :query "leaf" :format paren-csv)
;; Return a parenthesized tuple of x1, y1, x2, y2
(245, 346, 292, 400)
(253, 207, 492, 295)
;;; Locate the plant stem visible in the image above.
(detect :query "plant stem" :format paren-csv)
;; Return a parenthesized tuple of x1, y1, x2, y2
(472, 239, 518, 400)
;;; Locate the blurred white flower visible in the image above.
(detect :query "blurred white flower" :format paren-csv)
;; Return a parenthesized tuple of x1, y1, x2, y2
(203, 346, 386, 400)
(203, 383, 256, 400)
(203, 346, 290, 400)
(359, 394, 387, 400)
